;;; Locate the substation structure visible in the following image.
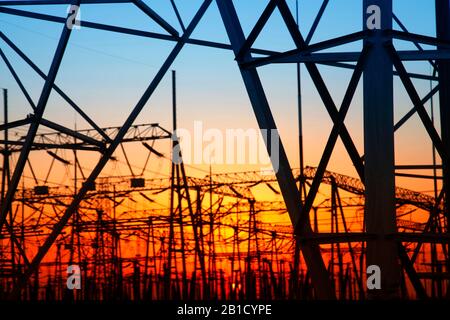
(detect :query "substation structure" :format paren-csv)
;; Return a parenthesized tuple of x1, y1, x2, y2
(0, 0, 449, 300)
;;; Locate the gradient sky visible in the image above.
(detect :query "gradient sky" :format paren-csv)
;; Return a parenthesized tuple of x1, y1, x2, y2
(0, 0, 441, 195)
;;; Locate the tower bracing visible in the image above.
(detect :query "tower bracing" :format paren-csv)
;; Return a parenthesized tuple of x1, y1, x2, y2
(0, 0, 449, 300)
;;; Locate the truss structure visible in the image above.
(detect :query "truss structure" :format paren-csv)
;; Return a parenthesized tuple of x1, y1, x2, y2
(0, 0, 449, 299)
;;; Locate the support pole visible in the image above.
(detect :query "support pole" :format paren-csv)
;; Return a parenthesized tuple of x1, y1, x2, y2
(435, 0, 450, 297)
(1, 88, 8, 201)
(1, 88, 14, 284)
(436, 0, 450, 226)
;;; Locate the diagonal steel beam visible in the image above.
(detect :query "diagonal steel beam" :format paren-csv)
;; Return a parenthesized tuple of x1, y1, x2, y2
(0, 141, 100, 151)
(394, 85, 440, 131)
(393, 14, 437, 70)
(242, 31, 368, 68)
(0, 0, 81, 234)
(132, 0, 179, 37)
(11, 0, 212, 296)
(295, 45, 370, 235)
(0, 6, 276, 56)
(216, 0, 335, 300)
(170, 0, 185, 32)
(390, 29, 450, 49)
(360, 85, 440, 162)
(0, 118, 32, 131)
(235, 0, 280, 60)
(245, 49, 450, 65)
(319, 60, 439, 81)
(237, 0, 329, 61)
(387, 44, 449, 164)
(0, 0, 130, 4)
(398, 243, 428, 299)
(276, 0, 364, 181)
(39, 118, 104, 148)
(3, 220, 30, 267)
(0, 31, 111, 142)
(0, 48, 36, 111)
(0, 49, 103, 148)
(411, 188, 445, 264)
(305, 0, 329, 44)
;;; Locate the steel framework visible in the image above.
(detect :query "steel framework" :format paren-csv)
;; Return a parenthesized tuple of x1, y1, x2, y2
(0, 0, 449, 299)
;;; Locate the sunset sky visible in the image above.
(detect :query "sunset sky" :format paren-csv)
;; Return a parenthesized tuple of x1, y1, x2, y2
(0, 0, 440, 195)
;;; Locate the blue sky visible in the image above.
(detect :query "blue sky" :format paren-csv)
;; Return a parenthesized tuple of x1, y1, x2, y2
(0, 0, 440, 191)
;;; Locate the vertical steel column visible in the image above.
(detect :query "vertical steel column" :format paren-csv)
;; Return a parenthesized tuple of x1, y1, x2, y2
(1, 88, 8, 202)
(363, 0, 400, 298)
(435, 0, 450, 296)
(216, 0, 335, 299)
(2, 88, 15, 283)
(293, 0, 303, 299)
(436, 0, 450, 226)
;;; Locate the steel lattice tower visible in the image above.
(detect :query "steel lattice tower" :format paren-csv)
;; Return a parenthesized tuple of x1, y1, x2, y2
(0, 0, 449, 299)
